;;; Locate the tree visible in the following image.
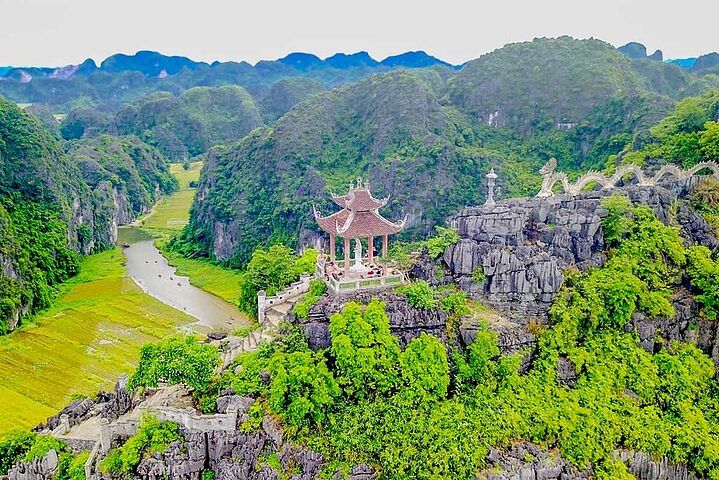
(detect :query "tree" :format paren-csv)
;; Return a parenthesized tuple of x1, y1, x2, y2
(400, 333, 450, 401)
(329, 300, 401, 399)
(686, 246, 719, 320)
(268, 350, 340, 430)
(128, 336, 220, 393)
(699, 121, 719, 161)
(237, 245, 317, 317)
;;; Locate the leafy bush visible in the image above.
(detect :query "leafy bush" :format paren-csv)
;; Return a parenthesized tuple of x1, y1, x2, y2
(0, 430, 36, 475)
(101, 415, 182, 476)
(67, 451, 90, 480)
(268, 350, 340, 431)
(400, 333, 450, 401)
(699, 121, 719, 160)
(426, 226, 460, 259)
(128, 336, 220, 393)
(329, 300, 401, 399)
(439, 288, 470, 318)
(23, 435, 67, 462)
(293, 279, 326, 319)
(396, 281, 437, 310)
(237, 246, 317, 317)
(686, 246, 719, 319)
(472, 267, 486, 283)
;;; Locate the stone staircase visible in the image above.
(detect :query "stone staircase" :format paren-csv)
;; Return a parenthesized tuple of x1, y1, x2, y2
(216, 296, 299, 369)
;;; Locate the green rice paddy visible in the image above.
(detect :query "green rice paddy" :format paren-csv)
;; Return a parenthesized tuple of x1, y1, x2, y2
(0, 161, 246, 434)
(140, 161, 243, 305)
(139, 162, 203, 234)
(0, 249, 194, 434)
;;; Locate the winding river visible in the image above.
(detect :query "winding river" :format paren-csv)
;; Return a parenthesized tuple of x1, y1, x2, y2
(118, 227, 247, 331)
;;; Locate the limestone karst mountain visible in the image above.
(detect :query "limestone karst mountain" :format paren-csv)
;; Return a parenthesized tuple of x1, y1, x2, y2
(181, 37, 719, 265)
(0, 98, 177, 332)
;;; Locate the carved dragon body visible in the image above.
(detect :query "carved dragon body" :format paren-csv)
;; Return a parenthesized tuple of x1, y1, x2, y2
(537, 158, 719, 197)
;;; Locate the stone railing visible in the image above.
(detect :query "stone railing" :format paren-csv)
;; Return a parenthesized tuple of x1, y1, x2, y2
(152, 405, 238, 433)
(257, 274, 311, 324)
(537, 158, 719, 197)
(327, 272, 404, 293)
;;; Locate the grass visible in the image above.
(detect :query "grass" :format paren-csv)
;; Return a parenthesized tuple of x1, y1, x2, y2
(139, 162, 202, 235)
(0, 249, 195, 434)
(161, 249, 243, 304)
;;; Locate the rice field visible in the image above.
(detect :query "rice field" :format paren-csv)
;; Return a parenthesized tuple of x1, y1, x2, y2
(140, 161, 243, 306)
(139, 162, 202, 234)
(0, 160, 246, 434)
(0, 249, 194, 434)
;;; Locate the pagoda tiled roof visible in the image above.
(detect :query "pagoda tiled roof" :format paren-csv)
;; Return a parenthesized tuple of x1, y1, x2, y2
(315, 180, 405, 238)
(331, 188, 388, 211)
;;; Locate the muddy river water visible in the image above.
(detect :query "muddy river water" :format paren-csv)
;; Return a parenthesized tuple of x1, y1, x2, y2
(118, 227, 247, 331)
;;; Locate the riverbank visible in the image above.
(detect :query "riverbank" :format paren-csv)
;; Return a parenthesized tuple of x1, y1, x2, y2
(0, 249, 195, 434)
(0, 161, 248, 434)
(134, 161, 244, 310)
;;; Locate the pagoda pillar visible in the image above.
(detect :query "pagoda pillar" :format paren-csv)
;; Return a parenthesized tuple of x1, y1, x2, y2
(329, 234, 336, 262)
(368, 236, 374, 265)
(343, 237, 350, 275)
(382, 234, 388, 257)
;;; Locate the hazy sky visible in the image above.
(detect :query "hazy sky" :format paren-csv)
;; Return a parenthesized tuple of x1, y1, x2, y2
(1, 0, 718, 67)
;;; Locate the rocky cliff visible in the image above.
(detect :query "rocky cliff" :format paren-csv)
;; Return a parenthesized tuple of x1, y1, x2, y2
(0, 98, 177, 332)
(440, 177, 719, 362)
(296, 290, 448, 350)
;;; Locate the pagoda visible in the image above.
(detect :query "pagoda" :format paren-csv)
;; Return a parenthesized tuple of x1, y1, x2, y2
(314, 178, 406, 276)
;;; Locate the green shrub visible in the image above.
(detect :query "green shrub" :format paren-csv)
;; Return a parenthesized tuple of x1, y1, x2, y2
(67, 451, 90, 480)
(426, 226, 460, 259)
(439, 288, 470, 318)
(396, 281, 437, 310)
(201, 470, 215, 480)
(128, 336, 220, 393)
(240, 401, 265, 432)
(232, 326, 251, 338)
(686, 245, 719, 320)
(400, 333, 450, 401)
(268, 350, 340, 431)
(23, 435, 67, 462)
(100, 415, 182, 475)
(293, 279, 326, 319)
(329, 300, 401, 399)
(238, 246, 317, 317)
(0, 430, 36, 475)
(472, 267, 486, 283)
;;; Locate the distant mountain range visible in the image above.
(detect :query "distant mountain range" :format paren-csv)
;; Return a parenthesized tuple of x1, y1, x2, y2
(616, 42, 719, 74)
(1, 41, 718, 115)
(0, 49, 456, 81)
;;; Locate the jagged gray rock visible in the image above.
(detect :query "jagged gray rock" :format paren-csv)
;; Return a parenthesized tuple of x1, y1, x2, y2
(616, 450, 699, 480)
(298, 290, 447, 349)
(7, 450, 59, 480)
(481, 443, 589, 480)
(443, 178, 719, 365)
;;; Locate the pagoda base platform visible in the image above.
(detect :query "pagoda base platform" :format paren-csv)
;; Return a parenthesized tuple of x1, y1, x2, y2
(315, 257, 405, 294)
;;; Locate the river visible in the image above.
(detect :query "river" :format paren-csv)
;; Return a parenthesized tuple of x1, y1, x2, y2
(118, 227, 247, 331)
